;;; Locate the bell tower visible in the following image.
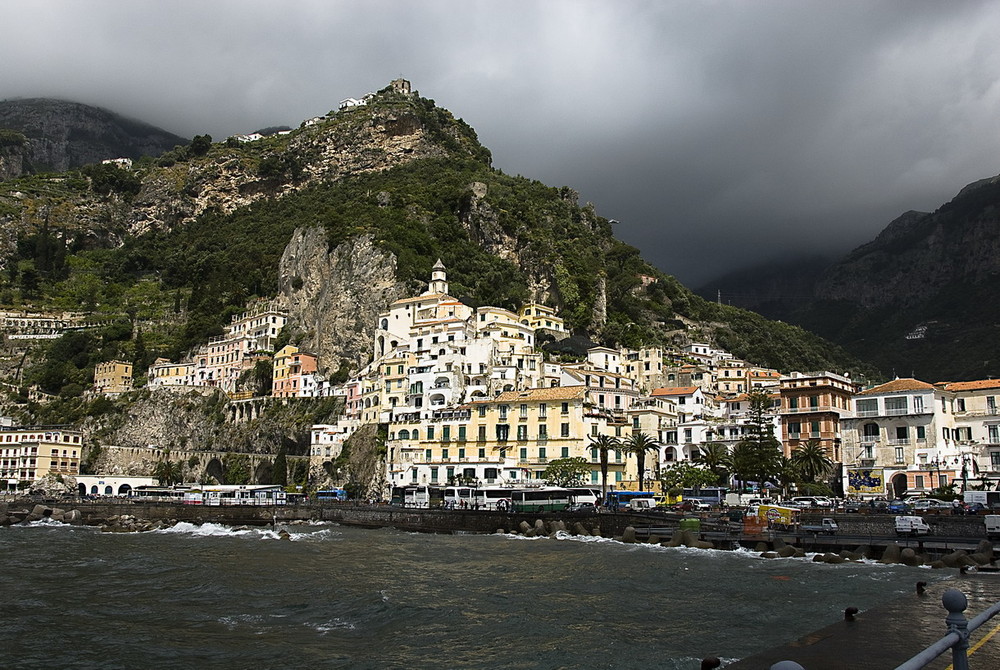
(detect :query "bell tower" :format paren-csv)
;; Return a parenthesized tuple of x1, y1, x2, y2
(428, 258, 448, 295)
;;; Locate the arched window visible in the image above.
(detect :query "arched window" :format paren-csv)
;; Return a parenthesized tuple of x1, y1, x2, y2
(90, 485, 99, 495)
(118, 484, 132, 496)
(381, 318, 388, 330)
(664, 447, 676, 462)
(412, 430, 419, 440)
(399, 429, 410, 440)
(104, 485, 113, 495)
(863, 423, 879, 439)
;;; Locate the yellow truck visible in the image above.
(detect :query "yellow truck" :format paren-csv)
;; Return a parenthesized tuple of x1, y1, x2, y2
(757, 505, 800, 530)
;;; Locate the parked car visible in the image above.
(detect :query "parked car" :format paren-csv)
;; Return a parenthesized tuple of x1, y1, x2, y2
(910, 498, 952, 513)
(844, 500, 865, 513)
(565, 502, 597, 513)
(887, 500, 912, 514)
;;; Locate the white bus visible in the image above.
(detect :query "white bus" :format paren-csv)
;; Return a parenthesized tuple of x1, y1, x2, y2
(511, 486, 571, 512)
(444, 486, 477, 509)
(566, 487, 602, 506)
(183, 485, 287, 506)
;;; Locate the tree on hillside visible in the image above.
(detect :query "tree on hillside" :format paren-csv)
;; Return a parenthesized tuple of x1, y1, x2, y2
(588, 433, 620, 500)
(272, 447, 288, 487)
(621, 431, 659, 492)
(542, 457, 590, 487)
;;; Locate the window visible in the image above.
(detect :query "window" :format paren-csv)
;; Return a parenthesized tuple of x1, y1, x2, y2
(990, 425, 1000, 443)
(430, 467, 438, 483)
(539, 403, 547, 418)
(458, 426, 466, 441)
(442, 426, 451, 442)
(479, 448, 485, 459)
(538, 424, 548, 439)
(478, 405, 487, 417)
(856, 398, 877, 416)
(520, 404, 528, 418)
(561, 447, 569, 458)
(478, 426, 487, 442)
(519, 447, 527, 460)
(789, 422, 801, 438)
(894, 447, 904, 463)
(427, 426, 435, 440)
(615, 450, 622, 463)
(561, 423, 570, 437)
(561, 402, 569, 415)
(458, 448, 465, 459)
(810, 421, 820, 438)
(916, 426, 926, 440)
(539, 447, 547, 459)
(895, 426, 909, 441)
(990, 396, 998, 414)
(633, 417, 640, 429)
(992, 451, 1000, 469)
(863, 445, 873, 459)
(517, 425, 528, 441)
(913, 396, 924, 413)
(885, 397, 908, 414)
(442, 448, 449, 460)
(499, 405, 509, 420)
(496, 424, 510, 441)
(809, 396, 819, 408)
(789, 397, 798, 410)
(915, 475, 924, 489)
(425, 449, 432, 460)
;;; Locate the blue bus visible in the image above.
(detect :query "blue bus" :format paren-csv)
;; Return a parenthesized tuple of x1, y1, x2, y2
(316, 488, 348, 502)
(606, 490, 659, 510)
(682, 487, 728, 506)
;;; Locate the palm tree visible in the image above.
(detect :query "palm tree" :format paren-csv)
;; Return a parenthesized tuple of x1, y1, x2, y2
(791, 439, 833, 484)
(695, 441, 731, 486)
(588, 433, 621, 501)
(775, 456, 800, 498)
(622, 431, 659, 492)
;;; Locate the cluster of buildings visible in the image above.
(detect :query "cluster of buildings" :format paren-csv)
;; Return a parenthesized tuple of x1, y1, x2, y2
(14, 254, 1000, 501)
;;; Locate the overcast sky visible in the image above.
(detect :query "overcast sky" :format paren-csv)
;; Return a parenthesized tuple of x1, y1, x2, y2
(3, 1, 1000, 286)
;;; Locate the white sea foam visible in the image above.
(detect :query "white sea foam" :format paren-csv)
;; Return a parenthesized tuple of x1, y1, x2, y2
(17, 518, 74, 528)
(154, 521, 341, 541)
(309, 617, 357, 633)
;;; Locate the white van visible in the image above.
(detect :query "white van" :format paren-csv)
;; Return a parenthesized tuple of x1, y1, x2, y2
(895, 516, 931, 537)
(628, 497, 658, 511)
(985, 515, 1000, 540)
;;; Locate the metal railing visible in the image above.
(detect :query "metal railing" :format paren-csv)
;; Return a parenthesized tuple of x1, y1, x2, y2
(766, 587, 1000, 670)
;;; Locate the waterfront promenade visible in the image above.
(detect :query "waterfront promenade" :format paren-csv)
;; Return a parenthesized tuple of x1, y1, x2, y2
(727, 575, 1000, 669)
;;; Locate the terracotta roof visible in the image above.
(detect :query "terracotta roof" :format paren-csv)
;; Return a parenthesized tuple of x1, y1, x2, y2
(391, 293, 449, 305)
(651, 386, 700, 396)
(859, 378, 934, 395)
(487, 387, 588, 403)
(943, 379, 1000, 392)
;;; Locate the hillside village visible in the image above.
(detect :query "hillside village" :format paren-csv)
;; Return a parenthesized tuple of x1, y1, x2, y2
(5, 258, 1000, 503)
(2, 78, 999, 503)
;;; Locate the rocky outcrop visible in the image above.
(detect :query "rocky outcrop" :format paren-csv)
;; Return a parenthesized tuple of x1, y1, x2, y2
(0, 98, 186, 176)
(277, 229, 405, 370)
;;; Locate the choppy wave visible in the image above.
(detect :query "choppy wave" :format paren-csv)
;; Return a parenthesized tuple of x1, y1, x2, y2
(154, 521, 340, 541)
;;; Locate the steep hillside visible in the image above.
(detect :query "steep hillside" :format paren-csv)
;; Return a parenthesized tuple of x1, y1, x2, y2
(0, 82, 869, 410)
(706, 174, 1000, 381)
(0, 98, 187, 178)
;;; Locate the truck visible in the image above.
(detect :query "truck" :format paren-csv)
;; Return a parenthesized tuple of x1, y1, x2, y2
(628, 497, 659, 511)
(895, 515, 931, 537)
(964, 490, 1000, 510)
(986, 515, 1000, 540)
(800, 518, 839, 535)
(758, 505, 800, 530)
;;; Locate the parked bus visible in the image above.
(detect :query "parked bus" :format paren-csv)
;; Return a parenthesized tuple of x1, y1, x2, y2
(390, 485, 444, 508)
(566, 488, 602, 506)
(316, 488, 348, 502)
(183, 485, 287, 506)
(606, 490, 658, 510)
(682, 487, 728, 507)
(131, 486, 187, 502)
(511, 487, 571, 512)
(444, 486, 477, 509)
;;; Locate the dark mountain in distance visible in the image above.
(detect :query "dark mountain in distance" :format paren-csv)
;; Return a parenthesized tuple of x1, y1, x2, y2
(697, 174, 1000, 382)
(0, 98, 187, 179)
(695, 254, 832, 321)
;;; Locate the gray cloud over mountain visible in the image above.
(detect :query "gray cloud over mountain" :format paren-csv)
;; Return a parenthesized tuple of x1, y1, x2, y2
(3, 0, 999, 285)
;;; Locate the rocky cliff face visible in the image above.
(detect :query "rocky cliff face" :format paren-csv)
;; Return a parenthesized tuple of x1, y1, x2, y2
(277, 229, 405, 369)
(0, 98, 186, 178)
(816, 175, 1000, 309)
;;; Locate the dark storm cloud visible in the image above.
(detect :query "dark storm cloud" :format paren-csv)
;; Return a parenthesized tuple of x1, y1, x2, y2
(3, 1, 1000, 285)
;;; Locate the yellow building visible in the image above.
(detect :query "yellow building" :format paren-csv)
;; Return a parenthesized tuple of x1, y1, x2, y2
(93, 360, 133, 394)
(0, 427, 83, 488)
(387, 386, 635, 488)
(517, 303, 566, 334)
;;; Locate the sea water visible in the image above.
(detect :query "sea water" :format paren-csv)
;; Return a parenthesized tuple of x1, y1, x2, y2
(0, 521, 947, 669)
